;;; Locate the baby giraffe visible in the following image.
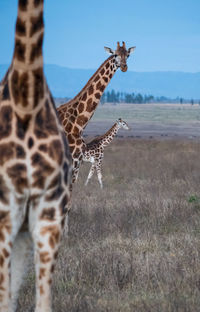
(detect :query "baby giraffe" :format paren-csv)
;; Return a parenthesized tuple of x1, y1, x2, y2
(83, 118, 129, 188)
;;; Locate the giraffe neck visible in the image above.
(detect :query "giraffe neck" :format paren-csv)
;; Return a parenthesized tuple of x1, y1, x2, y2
(99, 123, 120, 148)
(58, 55, 118, 134)
(13, 0, 44, 71)
(9, 0, 45, 111)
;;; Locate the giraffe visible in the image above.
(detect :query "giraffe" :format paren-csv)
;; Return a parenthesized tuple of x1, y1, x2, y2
(0, 1, 72, 311)
(57, 42, 135, 185)
(83, 118, 130, 188)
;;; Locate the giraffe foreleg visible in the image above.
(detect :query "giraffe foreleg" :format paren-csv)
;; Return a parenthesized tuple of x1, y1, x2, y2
(85, 163, 95, 186)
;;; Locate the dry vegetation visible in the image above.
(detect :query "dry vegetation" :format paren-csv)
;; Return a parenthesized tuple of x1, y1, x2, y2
(18, 139, 200, 312)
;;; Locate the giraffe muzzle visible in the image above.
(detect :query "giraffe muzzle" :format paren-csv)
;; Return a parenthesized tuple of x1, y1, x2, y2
(121, 64, 128, 72)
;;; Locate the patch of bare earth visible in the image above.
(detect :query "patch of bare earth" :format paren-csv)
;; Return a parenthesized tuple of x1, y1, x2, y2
(18, 139, 200, 312)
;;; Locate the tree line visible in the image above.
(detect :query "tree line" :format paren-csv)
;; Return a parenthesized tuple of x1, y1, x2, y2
(101, 89, 200, 105)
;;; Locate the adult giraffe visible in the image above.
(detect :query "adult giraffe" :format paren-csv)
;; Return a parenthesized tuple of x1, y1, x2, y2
(0, 0, 72, 311)
(57, 42, 135, 185)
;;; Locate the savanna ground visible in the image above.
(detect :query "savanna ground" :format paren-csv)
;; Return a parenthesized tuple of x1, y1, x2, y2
(18, 139, 200, 312)
(18, 103, 200, 311)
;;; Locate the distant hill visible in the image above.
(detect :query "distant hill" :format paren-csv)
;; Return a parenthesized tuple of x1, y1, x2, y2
(0, 64, 199, 99)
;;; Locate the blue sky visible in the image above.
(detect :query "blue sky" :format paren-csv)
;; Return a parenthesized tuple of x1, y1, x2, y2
(0, 0, 199, 72)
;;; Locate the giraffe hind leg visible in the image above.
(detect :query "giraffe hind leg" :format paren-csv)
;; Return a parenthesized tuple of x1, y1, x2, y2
(85, 163, 95, 186)
(96, 160, 103, 189)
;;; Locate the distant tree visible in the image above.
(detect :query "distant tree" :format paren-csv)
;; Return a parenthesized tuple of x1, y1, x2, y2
(180, 98, 183, 104)
(191, 99, 194, 105)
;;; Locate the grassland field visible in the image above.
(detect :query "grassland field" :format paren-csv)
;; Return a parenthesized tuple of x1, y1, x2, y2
(17, 102, 200, 311)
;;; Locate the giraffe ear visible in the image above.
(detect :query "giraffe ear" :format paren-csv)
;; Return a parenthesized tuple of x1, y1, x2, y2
(104, 47, 115, 55)
(127, 46, 136, 57)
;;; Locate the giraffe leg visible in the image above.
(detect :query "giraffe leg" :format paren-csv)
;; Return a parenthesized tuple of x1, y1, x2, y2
(85, 163, 95, 186)
(96, 160, 103, 189)
(0, 201, 25, 312)
(10, 232, 32, 311)
(30, 203, 63, 312)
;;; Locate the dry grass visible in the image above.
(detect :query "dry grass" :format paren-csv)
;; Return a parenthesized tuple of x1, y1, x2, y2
(18, 139, 200, 311)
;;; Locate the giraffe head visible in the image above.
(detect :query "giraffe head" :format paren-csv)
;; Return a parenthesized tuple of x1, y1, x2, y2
(104, 42, 135, 72)
(117, 118, 130, 130)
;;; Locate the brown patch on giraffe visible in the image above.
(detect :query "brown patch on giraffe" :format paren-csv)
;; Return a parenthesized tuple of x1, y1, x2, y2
(103, 77, 108, 83)
(2, 249, 9, 258)
(11, 71, 29, 106)
(34, 0, 43, 7)
(88, 85, 94, 95)
(40, 208, 55, 221)
(86, 101, 97, 113)
(40, 285, 44, 295)
(78, 102, 84, 114)
(45, 182, 64, 202)
(59, 194, 68, 215)
(48, 173, 61, 190)
(32, 153, 54, 189)
(32, 68, 44, 108)
(68, 108, 73, 114)
(14, 39, 26, 62)
(105, 70, 109, 75)
(106, 62, 110, 69)
(0, 256, 4, 267)
(38, 144, 47, 153)
(65, 122, 73, 133)
(16, 18, 26, 36)
(54, 251, 58, 260)
(0, 142, 25, 165)
(48, 279, 52, 285)
(39, 268, 46, 279)
(94, 75, 100, 83)
(19, 0, 28, 11)
(77, 115, 88, 127)
(95, 92, 101, 99)
(76, 139, 82, 145)
(34, 100, 58, 138)
(40, 226, 60, 249)
(100, 68, 105, 75)
(30, 33, 43, 63)
(48, 139, 63, 165)
(50, 265, 55, 273)
(73, 126, 80, 136)
(28, 137, 34, 149)
(7, 164, 28, 194)
(96, 81, 102, 91)
(0, 211, 11, 242)
(37, 242, 43, 249)
(68, 134, 75, 145)
(109, 73, 113, 79)
(2, 82, 10, 101)
(0, 106, 12, 140)
(30, 12, 43, 37)
(16, 113, 31, 139)
(82, 92, 87, 101)
(69, 115, 75, 123)
(40, 251, 51, 263)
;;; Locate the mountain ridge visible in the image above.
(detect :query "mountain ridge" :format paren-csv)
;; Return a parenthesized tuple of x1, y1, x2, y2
(0, 64, 199, 99)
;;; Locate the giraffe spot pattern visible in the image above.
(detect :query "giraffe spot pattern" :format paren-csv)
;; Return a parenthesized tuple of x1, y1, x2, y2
(34, 100, 58, 138)
(16, 113, 31, 139)
(30, 12, 43, 37)
(16, 18, 26, 36)
(0, 106, 12, 140)
(14, 39, 26, 62)
(32, 67, 44, 107)
(32, 152, 54, 188)
(0, 177, 9, 205)
(30, 33, 43, 63)
(7, 164, 28, 194)
(28, 137, 34, 149)
(18, 0, 28, 11)
(11, 71, 29, 107)
(40, 208, 56, 221)
(2, 82, 10, 101)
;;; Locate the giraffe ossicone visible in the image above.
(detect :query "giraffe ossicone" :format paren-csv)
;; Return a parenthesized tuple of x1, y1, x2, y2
(83, 118, 130, 188)
(0, 1, 72, 311)
(57, 42, 135, 186)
